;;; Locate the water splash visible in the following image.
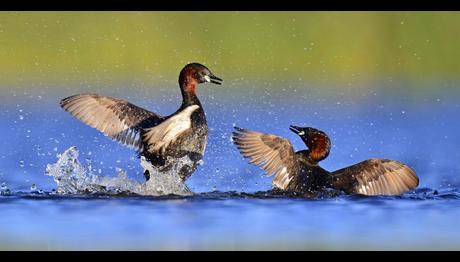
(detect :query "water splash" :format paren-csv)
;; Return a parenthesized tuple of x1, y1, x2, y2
(140, 156, 192, 196)
(45, 146, 192, 196)
(0, 182, 11, 196)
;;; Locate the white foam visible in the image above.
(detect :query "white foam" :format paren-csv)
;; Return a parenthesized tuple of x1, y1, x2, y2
(45, 146, 192, 196)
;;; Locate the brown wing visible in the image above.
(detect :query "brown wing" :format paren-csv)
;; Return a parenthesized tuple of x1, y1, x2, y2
(60, 94, 163, 151)
(232, 127, 299, 190)
(330, 158, 419, 196)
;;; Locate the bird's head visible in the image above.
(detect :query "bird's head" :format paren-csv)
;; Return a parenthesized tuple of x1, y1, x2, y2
(289, 125, 331, 162)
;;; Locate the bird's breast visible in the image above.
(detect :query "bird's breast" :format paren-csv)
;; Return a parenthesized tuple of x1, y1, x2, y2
(168, 107, 208, 156)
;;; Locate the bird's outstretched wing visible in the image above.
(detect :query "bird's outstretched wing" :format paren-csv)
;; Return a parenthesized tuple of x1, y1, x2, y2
(60, 94, 163, 151)
(232, 127, 300, 190)
(330, 158, 419, 195)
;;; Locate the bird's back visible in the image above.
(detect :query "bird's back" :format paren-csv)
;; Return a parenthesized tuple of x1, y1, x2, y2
(286, 153, 332, 193)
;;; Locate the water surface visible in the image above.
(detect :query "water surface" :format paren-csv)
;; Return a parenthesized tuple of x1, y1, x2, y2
(1, 84, 459, 250)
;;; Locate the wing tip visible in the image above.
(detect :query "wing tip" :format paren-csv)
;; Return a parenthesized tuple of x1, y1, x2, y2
(386, 159, 419, 189)
(336, 158, 420, 196)
(231, 126, 249, 144)
(59, 95, 75, 109)
(59, 94, 97, 110)
(403, 164, 419, 189)
(379, 161, 419, 195)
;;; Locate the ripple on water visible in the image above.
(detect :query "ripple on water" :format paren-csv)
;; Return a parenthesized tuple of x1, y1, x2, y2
(1, 186, 459, 203)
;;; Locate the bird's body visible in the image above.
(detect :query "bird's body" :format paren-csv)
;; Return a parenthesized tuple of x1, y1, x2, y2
(232, 126, 419, 196)
(60, 63, 222, 181)
(285, 151, 332, 193)
(142, 101, 209, 180)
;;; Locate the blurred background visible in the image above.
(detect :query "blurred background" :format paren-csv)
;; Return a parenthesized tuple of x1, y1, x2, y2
(0, 11, 460, 88)
(1, 12, 460, 250)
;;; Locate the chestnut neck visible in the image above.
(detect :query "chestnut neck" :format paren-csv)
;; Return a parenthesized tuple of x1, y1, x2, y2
(179, 69, 202, 108)
(302, 133, 331, 163)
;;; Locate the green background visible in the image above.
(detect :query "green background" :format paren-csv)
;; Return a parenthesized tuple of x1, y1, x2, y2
(0, 11, 459, 90)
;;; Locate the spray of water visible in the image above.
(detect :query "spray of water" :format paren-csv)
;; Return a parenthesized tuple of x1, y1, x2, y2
(45, 146, 192, 196)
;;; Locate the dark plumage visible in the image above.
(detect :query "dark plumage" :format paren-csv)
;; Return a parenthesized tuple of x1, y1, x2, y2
(232, 125, 419, 196)
(60, 63, 222, 181)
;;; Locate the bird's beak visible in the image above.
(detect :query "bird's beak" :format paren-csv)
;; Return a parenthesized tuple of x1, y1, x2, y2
(289, 125, 305, 136)
(206, 74, 223, 85)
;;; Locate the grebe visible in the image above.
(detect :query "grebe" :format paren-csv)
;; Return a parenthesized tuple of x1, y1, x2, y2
(232, 125, 418, 196)
(60, 63, 222, 181)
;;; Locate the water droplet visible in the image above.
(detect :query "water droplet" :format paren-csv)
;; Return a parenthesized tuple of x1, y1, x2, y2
(0, 182, 9, 195)
(30, 184, 37, 191)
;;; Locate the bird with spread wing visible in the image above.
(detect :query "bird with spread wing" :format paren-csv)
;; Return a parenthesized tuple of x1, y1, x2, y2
(60, 63, 222, 181)
(232, 125, 418, 196)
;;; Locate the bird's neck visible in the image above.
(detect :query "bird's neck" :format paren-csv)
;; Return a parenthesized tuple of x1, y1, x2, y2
(180, 77, 202, 107)
(297, 150, 319, 166)
(303, 134, 330, 162)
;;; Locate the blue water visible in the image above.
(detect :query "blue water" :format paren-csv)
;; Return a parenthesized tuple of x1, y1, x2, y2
(1, 82, 460, 250)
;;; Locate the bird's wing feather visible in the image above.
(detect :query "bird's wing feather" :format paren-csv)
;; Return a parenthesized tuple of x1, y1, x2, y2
(60, 94, 163, 151)
(232, 127, 299, 190)
(330, 158, 419, 195)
